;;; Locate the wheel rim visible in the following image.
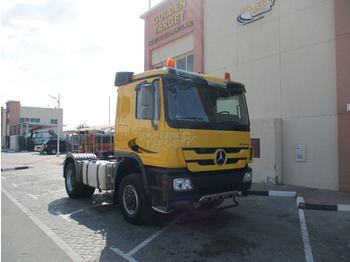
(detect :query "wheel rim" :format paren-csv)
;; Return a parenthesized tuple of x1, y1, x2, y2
(123, 185, 139, 215)
(52, 149, 56, 154)
(66, 170, 74, 191)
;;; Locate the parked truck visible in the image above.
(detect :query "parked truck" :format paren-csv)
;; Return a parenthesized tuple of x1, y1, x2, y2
(63, 59, 253, 224)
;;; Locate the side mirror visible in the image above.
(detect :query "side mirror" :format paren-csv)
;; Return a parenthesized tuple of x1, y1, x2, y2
(115, 72, 134, 86)
(141, 84, 155, 119)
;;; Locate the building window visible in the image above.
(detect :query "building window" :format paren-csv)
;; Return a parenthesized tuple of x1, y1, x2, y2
(30, 118, 40, 123)
(154, 54, 194, 72)
(20, 118, 34, 123)
(51, 119, 58, 125)
(176, 57, 186, 70)
(175, 54, 193, 72)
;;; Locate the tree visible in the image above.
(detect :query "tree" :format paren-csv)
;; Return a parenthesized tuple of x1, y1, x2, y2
(77, 123, 89, 129)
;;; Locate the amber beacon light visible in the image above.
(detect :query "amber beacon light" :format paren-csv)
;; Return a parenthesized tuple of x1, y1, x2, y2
(166, 59, 174, 68)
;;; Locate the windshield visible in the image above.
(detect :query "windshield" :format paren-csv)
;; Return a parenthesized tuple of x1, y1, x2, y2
(164, 77, 250, 131)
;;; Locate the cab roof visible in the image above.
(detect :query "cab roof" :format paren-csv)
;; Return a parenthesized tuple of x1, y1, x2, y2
(115, 67, 245, 92)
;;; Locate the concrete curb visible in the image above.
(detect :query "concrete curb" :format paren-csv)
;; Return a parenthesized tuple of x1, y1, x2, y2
(1, 166, 29, 172)
(249, 190, 350, 212)
(249, 190, 296, 197)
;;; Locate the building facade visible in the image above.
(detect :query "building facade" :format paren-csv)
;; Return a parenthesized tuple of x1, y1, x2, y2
(141, 0, 350, 192)
(1, 101, 63, 148)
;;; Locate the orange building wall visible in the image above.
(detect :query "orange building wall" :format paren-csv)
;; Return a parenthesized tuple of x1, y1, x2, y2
(142, 0, 204, 73)
(334, 0, 350, 192)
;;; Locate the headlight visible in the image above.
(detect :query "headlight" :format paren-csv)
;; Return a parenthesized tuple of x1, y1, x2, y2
(173, 178, 193, 191)
(243, 171, 252, 183)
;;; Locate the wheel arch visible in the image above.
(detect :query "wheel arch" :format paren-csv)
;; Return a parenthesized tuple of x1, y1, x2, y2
(113, 152, 149, 196)
(63, 153, 98, 183)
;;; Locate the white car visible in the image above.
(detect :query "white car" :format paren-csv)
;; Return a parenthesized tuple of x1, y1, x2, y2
(34, 144, 43, 153)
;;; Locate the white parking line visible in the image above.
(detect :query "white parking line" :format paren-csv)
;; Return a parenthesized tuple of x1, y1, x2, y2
(298, 197, 314, 262)
(109, 246, 139, 262)
(110, 229, 165, 262)
(28, 190, 66, 200)
(125, 229, 164, 256)
(28, 194, 38, 200)
(110, 213, 186, 262)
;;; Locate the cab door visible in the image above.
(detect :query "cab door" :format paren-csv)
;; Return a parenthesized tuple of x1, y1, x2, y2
(114, 83, 134, 152)
(130, 77, 165, 166)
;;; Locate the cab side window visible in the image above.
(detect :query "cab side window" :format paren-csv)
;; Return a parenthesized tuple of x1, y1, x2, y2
(135, 80, 160, 120)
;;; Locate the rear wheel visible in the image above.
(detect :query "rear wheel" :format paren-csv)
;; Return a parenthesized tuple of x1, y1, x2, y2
(119, 173, 153, 225)
(50, 148, 57, 155)
(65, 163, 84, 198)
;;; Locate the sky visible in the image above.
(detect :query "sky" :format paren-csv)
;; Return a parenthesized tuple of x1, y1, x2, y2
(1, 0, 163, 130)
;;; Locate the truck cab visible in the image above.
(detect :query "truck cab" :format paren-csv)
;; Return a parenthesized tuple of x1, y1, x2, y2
(63, 61, 253, 224)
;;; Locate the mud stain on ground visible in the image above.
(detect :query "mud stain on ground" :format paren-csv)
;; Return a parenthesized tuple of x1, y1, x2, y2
(194, 234, 257, 257)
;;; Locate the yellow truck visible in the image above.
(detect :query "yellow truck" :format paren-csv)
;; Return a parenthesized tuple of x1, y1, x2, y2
(63, 60, 253, 224)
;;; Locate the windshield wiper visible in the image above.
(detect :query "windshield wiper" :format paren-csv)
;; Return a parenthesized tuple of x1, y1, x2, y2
(175, 116, 204, 120)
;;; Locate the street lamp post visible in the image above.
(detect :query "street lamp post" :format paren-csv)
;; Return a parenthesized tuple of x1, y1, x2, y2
(49, 93, 60, 157)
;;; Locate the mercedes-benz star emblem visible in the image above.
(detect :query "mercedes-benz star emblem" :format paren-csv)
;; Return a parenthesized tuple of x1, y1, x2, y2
(215, 149, 227, 166)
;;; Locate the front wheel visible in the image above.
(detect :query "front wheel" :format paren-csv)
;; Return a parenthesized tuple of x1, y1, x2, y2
(119, 173, 153, 225)
(65, 163, 84, 198)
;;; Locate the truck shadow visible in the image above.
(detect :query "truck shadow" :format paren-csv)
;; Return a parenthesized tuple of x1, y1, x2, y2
(48, 195, 249, 261)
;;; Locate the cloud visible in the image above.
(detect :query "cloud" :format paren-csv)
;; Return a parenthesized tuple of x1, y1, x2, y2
(1, 0, 153, 129)
(2, 0, 77, 27)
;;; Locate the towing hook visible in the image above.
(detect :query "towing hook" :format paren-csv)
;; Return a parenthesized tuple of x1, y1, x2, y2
(216, 196, 240, 211)
(233, 196, 239, 207)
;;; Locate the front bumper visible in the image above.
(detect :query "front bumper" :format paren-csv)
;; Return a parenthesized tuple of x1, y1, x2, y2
(148, 166, 252, 203)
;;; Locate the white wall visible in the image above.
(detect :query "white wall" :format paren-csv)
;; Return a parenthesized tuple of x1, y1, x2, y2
(21, 107, 64, 134)
(152, 33, 193, 66)
(250, 118, 282, 184)
(204, 0, 338, 190)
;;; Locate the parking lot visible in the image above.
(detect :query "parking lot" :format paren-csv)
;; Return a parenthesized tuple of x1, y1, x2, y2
(1, 155, 350, 261)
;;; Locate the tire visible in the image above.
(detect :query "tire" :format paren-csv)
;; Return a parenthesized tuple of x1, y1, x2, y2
(65, 163, 84, 198)
(119, 173, 153, 225)
(50, 148, 57, 155)
(83, 186, 95, 197)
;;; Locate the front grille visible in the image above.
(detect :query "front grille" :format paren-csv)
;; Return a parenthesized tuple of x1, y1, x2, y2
(182, 147, 249, 172)
(186, 159, 215, 165)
